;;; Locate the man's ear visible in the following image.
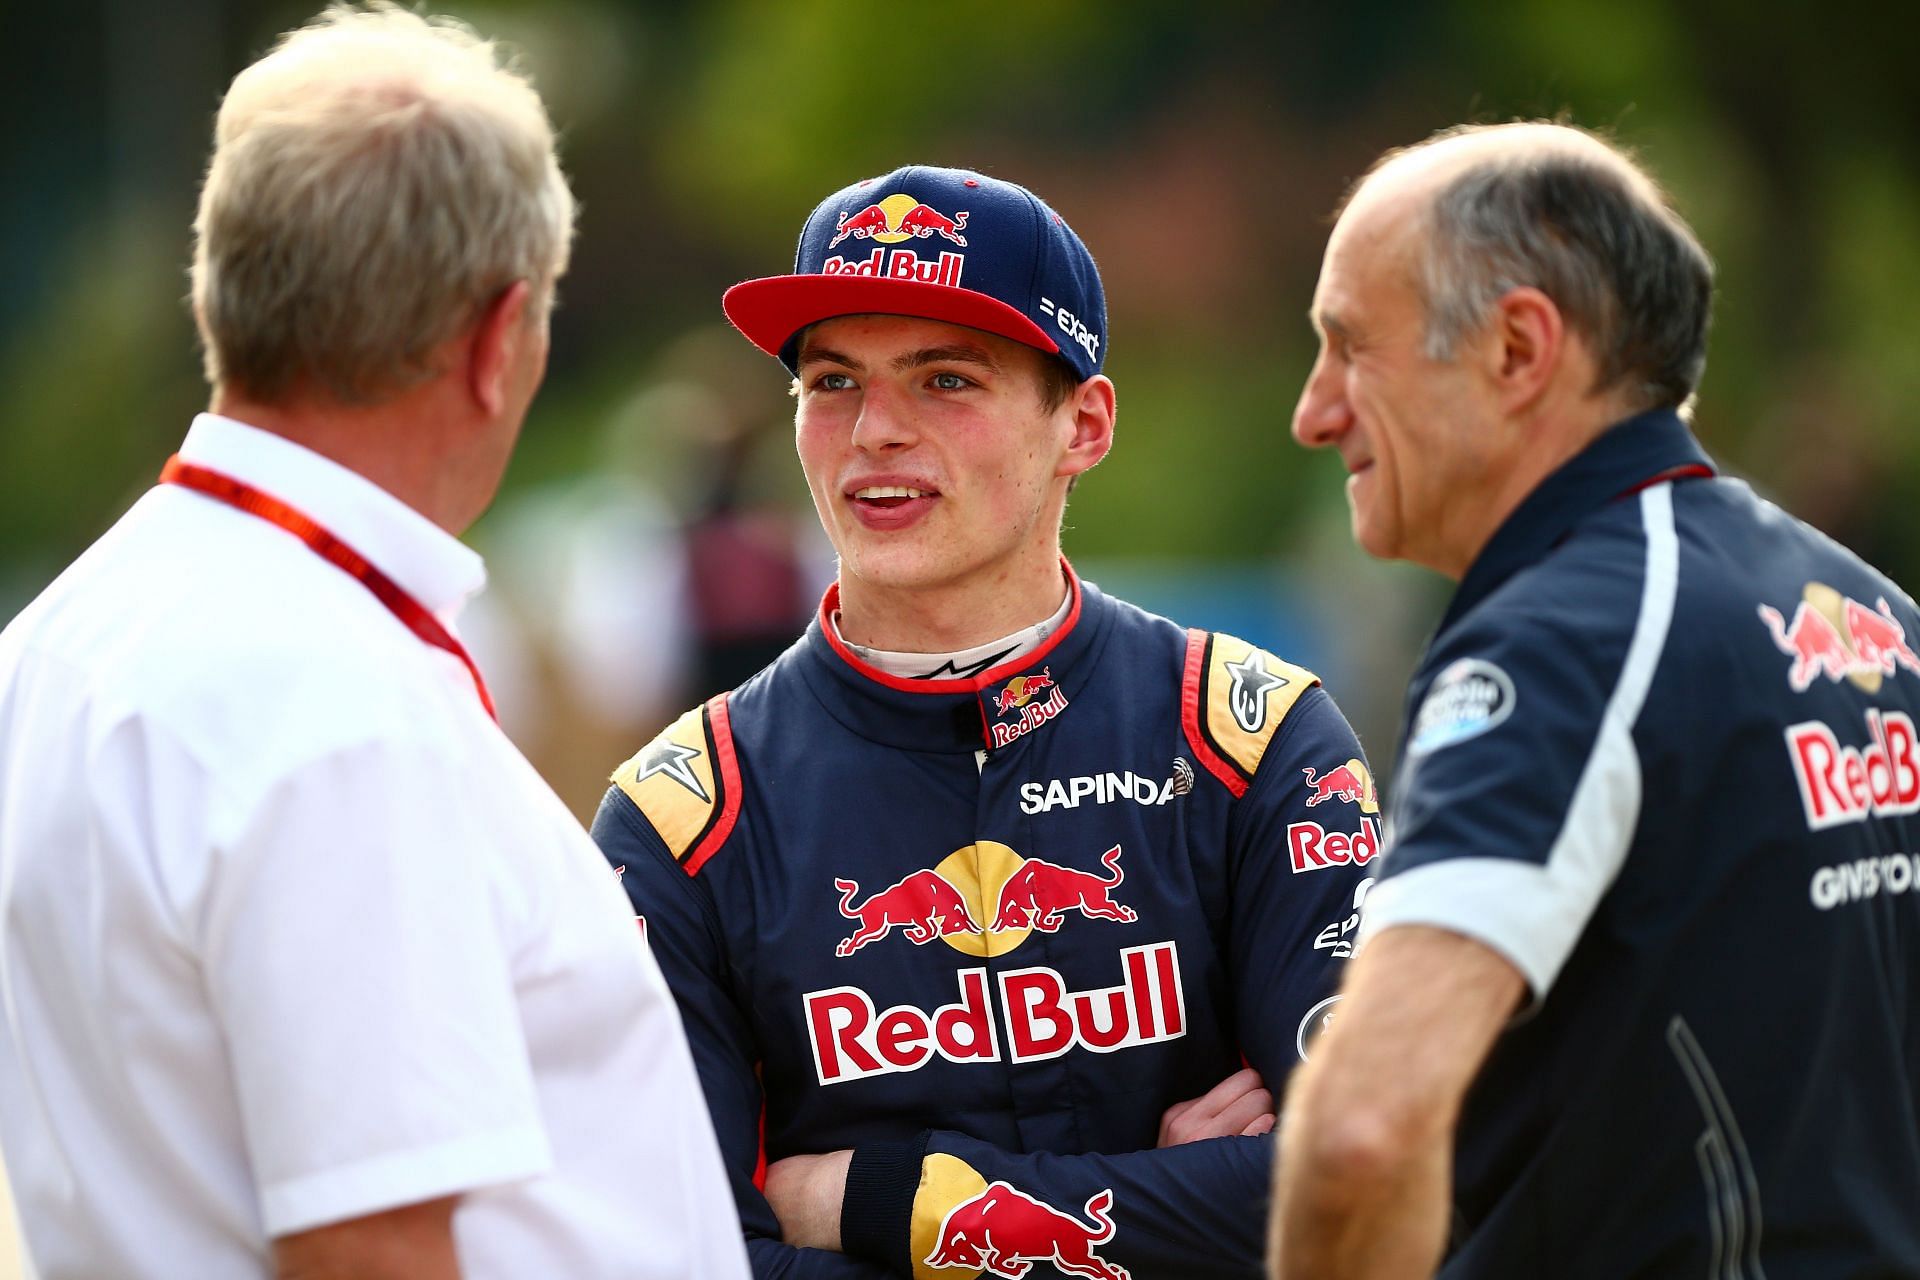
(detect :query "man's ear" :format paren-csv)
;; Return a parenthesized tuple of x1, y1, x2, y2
(466, 280, 533, 417)
(1058, 374, 1116, 480)
(1482, 286, 1565, 415)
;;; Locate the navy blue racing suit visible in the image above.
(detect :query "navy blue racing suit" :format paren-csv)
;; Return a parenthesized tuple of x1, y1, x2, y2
(1364, 409, 1920, 1276)
(594, 567, 1375, 1278)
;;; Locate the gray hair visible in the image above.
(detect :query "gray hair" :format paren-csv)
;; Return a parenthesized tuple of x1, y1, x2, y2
(191, 3, 576, 404)
(1404, 124, 1714, 414)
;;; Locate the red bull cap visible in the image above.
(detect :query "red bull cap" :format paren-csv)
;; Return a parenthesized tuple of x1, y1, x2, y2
(722, 165, 1109, 381)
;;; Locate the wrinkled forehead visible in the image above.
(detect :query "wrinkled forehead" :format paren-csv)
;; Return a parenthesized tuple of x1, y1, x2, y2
(1314, 182, 1428, 317)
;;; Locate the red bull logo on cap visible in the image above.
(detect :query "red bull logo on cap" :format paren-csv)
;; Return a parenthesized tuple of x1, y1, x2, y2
(821, 192, 971, 289)
(925, 1182, 1129, 1280)
(827, 193, 970, 249)
(821, 245, 965, 287)
(1759, 582, 1920, 694)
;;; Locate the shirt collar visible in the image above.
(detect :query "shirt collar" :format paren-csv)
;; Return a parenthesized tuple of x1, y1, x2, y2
(834, 582, 1074, 679)
(798, 560, 1111, 754)
(175, 413, 487, 621)
(1442, 407, 1716, 631)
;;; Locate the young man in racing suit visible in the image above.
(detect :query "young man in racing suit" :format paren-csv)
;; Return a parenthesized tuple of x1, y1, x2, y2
(593, 165, 1376, 1279)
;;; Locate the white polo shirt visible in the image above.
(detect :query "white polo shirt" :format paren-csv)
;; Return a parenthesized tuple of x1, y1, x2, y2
(0, 415, 749, 1279)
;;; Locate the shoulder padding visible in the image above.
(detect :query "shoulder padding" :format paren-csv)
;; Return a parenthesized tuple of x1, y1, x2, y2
(1181, 629, 1320, 798)
(609, 693, 741, 876)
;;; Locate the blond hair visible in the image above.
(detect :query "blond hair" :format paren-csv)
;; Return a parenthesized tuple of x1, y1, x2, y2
(192, 3, 575, 404)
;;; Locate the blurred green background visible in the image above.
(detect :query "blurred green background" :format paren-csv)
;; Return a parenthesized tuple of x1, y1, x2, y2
(4, 0, 1917, 816)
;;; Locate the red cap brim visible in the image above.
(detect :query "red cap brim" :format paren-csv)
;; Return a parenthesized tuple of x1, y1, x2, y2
(721, 275, 1061, 364)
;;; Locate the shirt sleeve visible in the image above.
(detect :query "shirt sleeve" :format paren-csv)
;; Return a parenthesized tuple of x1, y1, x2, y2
(198, 735, 552, 1237)
(1362, 551, 1671, 1001)
(592, 789, 893, 1280)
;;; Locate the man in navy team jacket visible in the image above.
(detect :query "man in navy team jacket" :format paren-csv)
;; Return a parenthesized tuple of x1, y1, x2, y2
(1274, 122, 1920, 1278)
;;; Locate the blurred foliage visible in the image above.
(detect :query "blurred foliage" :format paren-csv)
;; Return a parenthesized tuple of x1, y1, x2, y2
(3, 0, 1918, 751)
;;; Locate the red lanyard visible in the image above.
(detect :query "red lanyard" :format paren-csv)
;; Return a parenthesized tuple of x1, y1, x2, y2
(159, 456, 498, 722)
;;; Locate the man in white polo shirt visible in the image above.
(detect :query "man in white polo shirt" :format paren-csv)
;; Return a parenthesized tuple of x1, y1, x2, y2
(0, 7, 745, 1279)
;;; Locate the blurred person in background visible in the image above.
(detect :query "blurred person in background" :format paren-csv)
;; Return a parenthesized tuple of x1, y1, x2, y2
(593, 164, 1377, 1278)
(0, 6, 745, 1278)
(1273, 121, 1920, 1277)
(472, 329, 827, 820)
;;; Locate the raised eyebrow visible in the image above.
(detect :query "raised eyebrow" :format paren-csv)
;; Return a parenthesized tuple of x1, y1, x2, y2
(893, 344, 1002, 375)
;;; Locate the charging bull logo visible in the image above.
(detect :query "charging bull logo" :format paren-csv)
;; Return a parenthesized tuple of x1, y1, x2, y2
(835, 870, 981, 957)
(990, 670, 1070, 748)
(926, 1183, 1128, 1280)
(827, 192, 970, 249)
(830, 842, 1135, 959)
(1759, 582, 1920, 694)
(996, 668, 1056, 714)
(990, 844, 1136, 933)
(1302, 758, 1379, 813)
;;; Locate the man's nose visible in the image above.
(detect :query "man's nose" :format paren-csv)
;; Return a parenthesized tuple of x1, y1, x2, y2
(1292, 354, 1350, 449)
(850, 383, 918, 452)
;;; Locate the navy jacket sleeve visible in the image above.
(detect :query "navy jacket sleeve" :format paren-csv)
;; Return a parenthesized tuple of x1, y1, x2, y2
(593, 789, 894, 1280)
(1363, 589, 1642, 1003)
(849, 1132, 1271, 1279)
(838, 687, 1375, 1279)
(1223, 685, 1377, 1076)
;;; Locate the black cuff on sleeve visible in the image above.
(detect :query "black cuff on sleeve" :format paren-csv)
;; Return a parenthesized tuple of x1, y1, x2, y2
(839, 1132, 931, 1273)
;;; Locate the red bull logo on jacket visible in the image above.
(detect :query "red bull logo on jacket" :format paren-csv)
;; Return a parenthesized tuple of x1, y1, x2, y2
(830, 842, 1132, 958)
(1286, 816, 1380, 874)
(990, 671, 1070, 749)
(996, 667, 1055, 714)
(834, 870, 982, 957)
(1759, 582, 1920, 694)
(925, 1182, 1129, 1280)
(812, 844, 1173, 1083)
(989, 844, 1137, 933)
(804, 941, 1185, 1085)
(1784, 707, 1920, 830)
(1301, 757, 1379, 813)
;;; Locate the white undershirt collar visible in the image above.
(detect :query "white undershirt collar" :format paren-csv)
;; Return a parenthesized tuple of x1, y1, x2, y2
(832, 587, 1074, 681)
